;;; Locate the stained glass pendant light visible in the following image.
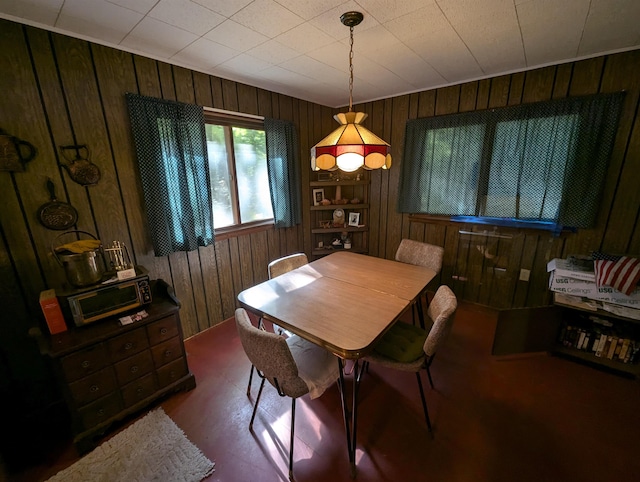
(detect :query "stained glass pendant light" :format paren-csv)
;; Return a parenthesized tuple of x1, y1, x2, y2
(310, 12, 392, 172)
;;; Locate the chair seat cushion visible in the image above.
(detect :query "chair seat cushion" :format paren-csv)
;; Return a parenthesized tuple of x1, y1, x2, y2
(374, 322, 427, 362)
(287, 336, 338, 399)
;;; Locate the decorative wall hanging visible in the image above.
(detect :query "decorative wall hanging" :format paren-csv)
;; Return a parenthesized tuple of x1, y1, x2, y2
(0, 128, 37, 171)
(59, 144, 101, 185)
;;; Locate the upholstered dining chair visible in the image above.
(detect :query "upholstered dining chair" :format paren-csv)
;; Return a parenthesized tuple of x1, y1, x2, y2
(363, 285, 457, 431)
(247, 253, 309, 395)
(235, 308, 338, 480)
(395, 239, 444, 328)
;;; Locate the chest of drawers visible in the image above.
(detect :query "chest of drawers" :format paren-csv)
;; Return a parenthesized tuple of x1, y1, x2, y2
(42, 280, 195, 453)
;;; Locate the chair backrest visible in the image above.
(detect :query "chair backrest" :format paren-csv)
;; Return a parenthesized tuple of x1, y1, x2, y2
(423, 286, 458, 357)
(235, 308, 308, 397)
(268, 253, 308, 279)
(395, 239, 444, 274)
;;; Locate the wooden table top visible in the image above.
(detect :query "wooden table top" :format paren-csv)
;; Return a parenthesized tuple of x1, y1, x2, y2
(237, 252, 435, 359)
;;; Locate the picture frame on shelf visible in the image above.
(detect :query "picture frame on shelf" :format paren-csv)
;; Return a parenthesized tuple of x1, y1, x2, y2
(313, 188, 325, 206)
(348, 212, 360, 227)
(317, 172, 332, 182)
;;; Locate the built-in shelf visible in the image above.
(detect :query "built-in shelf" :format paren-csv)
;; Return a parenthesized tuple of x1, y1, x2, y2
(311, 203, 368, 211)
(312, 226, 368, 234)
(309, 171, 370, 259)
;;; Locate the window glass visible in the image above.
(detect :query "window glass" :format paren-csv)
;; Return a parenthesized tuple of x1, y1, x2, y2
(232, 127, 273, 223)
(205, 121, 273, 229)
(205, 124, 234, 228)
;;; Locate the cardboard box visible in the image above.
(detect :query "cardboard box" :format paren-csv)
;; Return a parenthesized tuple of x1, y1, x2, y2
(546, 258, 595, 282)
(548, 272, 640, 307)
(39, 289, 67, 335)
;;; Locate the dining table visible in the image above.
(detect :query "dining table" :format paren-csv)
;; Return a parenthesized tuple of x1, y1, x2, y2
(237, 250, 436, 476)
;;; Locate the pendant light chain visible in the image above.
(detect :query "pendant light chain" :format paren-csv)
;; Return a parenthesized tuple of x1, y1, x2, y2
(348, 25, 354, 112)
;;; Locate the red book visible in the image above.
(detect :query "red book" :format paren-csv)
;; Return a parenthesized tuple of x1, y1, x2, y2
(39, 289, 67, 335)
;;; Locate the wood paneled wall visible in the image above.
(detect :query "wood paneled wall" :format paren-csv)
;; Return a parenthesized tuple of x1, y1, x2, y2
(1, 18, 640, 416)
(0, 19, 330, 411)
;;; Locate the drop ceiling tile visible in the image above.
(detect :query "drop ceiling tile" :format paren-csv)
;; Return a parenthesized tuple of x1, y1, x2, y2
(192, 0, 254, 18)
(230, 0, 304, 38)
(216, 53, 273, 75)
(373, 42, 446, 86)
(171, 37, 238, 70)
(121, 16, 198, 58)
(306, 41, 352, 72)
(0, 0, 63, 25)
(352, 24, 401, 57)
(275, 22, 335, 54)
(254, 65, 315, 89)
(107, 0, 157, 15)
(579, 0, 640, 56)
(56, 0, 142, 44)
(351, 54, 414, 91)
(405, 28, 483, 81)
(274, 0, 346, 21)
(517, 0, 588, 66)
(204, 19, 269, 51)
(148, 0, 225, 36)
(308, 1, 380, 40)
(384, 4, 452, 43)
(246, 39, 300, 64)
(279, 55, 345, 83)
(357, 0, 435, 24)
(439, 0, 524, 74)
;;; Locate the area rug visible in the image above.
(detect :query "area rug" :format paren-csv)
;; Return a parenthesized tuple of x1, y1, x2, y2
(47, 408, 215, 482)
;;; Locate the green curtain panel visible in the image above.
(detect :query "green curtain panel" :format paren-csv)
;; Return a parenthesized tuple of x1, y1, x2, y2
(399, 92, 625, 229)
(264, 118, 301, 228)
(126, 93, 214, 257)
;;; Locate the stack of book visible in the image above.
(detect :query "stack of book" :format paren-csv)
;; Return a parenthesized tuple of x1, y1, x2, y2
(557, 315, 640, 364)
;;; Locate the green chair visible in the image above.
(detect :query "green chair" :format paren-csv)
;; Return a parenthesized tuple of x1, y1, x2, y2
(363, 285, 457, 431)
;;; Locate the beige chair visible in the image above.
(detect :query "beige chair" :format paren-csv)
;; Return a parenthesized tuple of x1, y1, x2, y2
(395, 239, 444, 328)
(247, 253, 309, 395)
(235, 308, 338, 480)
(363, 285, 457, 431)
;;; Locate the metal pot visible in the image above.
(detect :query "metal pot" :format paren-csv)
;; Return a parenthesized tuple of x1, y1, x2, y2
(52, 231, 105, 287)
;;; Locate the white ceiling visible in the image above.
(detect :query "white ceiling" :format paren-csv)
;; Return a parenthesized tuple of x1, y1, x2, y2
(1, 0, 639, 108)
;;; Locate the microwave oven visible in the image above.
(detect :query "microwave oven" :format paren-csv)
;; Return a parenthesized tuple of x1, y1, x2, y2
(59, 271, 152, 327)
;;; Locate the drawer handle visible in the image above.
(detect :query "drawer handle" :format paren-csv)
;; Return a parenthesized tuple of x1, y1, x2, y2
(130, 365, 139, 373)
(164, 350, 172, 358)
(81, 360, 90, 368)
(136, 387, 144, 394)
(160, 328, 168, 335)
(90, 385, 99, 393)
(97, 409, 104, 416)
(124, 342, 133, 351)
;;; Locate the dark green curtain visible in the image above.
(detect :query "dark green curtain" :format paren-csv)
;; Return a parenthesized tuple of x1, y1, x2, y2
(399, 93, 624, 228)
(126, 93, 214, 257)
(264, 118, 301, 228)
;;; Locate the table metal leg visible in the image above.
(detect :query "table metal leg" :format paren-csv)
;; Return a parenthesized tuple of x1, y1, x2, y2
(337, 359, 354, 473)
(338, 358, 364, 478)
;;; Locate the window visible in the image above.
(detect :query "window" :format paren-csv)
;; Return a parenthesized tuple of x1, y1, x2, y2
(204, 112, 273, 230)
(399, 93, 624, 230)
